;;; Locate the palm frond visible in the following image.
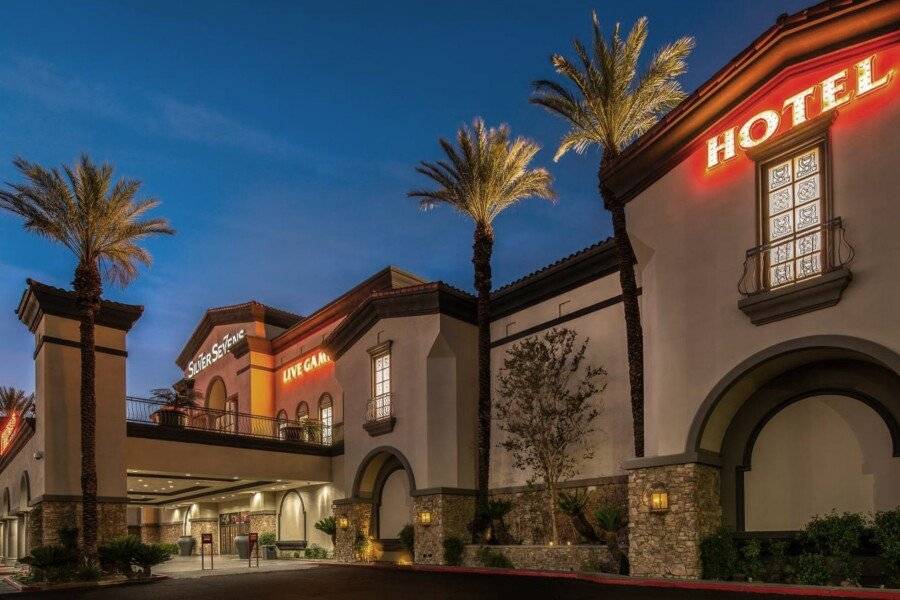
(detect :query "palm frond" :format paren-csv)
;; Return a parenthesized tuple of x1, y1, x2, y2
(0, 154, 174, 288)
(532, 12, 695, 161)
(409, 118, 556, 225)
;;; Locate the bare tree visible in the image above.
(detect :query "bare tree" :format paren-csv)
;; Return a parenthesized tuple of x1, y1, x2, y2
(495, 328, 606, 544)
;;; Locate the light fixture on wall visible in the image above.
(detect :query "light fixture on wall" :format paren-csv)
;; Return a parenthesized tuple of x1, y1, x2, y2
(418, 511, 433, 527)
(646, 483, 670, 513)
(338, 516, 350, 530)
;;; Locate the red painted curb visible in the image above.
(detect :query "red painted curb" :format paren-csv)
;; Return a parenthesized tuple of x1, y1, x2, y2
(327, 562, 900, 599)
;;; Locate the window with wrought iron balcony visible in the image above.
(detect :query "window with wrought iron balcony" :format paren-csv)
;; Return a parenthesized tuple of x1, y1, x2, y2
(364, 344, 396, 436)
(737, 116, 854, 326)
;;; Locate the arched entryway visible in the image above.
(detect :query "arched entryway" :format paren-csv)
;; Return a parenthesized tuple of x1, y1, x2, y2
(206, 377, 227, 411)
(278, 490, 306, 541)
(688, 336, 900, 531)
(352, 447, 416, 541)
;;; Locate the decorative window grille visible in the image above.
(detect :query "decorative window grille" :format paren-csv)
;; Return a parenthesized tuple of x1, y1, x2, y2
(319, 394, 333, 445)
(371, 352, 391, 421)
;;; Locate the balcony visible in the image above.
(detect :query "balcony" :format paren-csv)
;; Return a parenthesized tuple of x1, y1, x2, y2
(737, 217, 854, 325)
(363, 392, 395, 437)
(125, 396, 343, 454)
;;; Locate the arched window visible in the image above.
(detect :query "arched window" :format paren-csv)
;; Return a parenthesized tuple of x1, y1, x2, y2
(319, 394, 333, 445)
(275, 409, 289, 438)
(296, 401, 309, 421)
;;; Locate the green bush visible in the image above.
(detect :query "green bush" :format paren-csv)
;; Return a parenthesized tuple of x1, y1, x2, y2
(443, 537, 465, 566)
(259, 532, 277, 547)
(98, 535, 144, 577)
(304, 544, 328, 559)
(160, 543, 179, 556)
(765, 539, 793, 583)
(315, 516, 337, 543)
(740, 538, 764, 581)
(133, 543, 172, 576)
(699, 528, 739, 580)
(873, 508, 900, 587)
(398, 524, 414, 554)
(802, 512, 866, 584)
(75, 558, 102, 582)
(19, 545, 77, 583)
(475, 546, 514, 569)
(794, 553, 831, 586)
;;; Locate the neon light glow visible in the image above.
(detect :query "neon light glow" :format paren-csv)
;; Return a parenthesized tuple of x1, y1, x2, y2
(707, 55, 893, 169)
(0, 412, 20, 455)
(282, 350, 331, 384)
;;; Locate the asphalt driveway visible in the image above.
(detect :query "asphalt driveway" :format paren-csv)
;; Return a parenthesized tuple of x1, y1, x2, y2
(13, 565, 881, 599)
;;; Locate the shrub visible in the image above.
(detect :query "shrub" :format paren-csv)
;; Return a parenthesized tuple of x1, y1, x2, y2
(873, 509, 900, 587)
(304, 544, 328, 559)
(475, 546, 514, 569)
(765, 539, 793, 583)
(133, 543, 172, 576)
(98, 535, 144, 577)
(398, 524, 414, 554)
(740, 538, 764, 582)
(443, 537, 465, 566)
(794, 553, 831, 586)
(160, 543, 179, 556)
(315, 516, 337, 543)
(802, 512, 866, 584)
(19, 545, 77, 583)
(75, 558, 102, 582)
(259, 532, 277, 547)
(57, 526, 79, 552)
(700, 528, 739, 580)
(557, 490, 599, 543)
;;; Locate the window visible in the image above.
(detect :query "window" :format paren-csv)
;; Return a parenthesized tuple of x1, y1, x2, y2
(762, 144, 827, 288)
(371, 351, 391, 421)
(295, 401, 309, 421)
(319, 394, 333, 445)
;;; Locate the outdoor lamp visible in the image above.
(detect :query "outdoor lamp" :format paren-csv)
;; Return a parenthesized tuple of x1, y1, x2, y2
(647, 484, 670, 513)
(338, 516, 350, 530)
(418, 511, 433, 527)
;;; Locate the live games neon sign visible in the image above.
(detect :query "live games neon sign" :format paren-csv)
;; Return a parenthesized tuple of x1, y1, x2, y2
(282, 350, 331, 384)
(706, 55, 893, 169)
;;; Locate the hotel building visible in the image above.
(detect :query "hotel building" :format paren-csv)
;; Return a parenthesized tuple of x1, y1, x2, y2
(0, 0, 896, 578)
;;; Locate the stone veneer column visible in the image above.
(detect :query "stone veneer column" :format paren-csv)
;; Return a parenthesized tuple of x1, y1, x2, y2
(249, 510, 276, 538)
(627, 462, 721, 579)
(190, 518, 220, 554)
(332, 500, 372, 562)
(17, 280, 142, 547)
(412, 492, 475, 565)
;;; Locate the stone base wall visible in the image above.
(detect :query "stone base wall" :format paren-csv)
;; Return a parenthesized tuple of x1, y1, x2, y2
(27, 507, 42, 551)
(628, 463, 721, 579)
(249, 511, 276, 537)
(159, 522, 183, 546)
(461, 544, 611, 571)
(491, 477, 628, 546)
(190, 518, 220, 555)
(413, 493, 475, 565)
(139, 523, 160, 544)
(34, 501, 127, 547)
(332, 501, 372, 563)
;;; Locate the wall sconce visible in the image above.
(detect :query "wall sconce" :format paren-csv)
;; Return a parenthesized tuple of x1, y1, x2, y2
(646, 483, 670, 513)
(338, 516, 350, 530)
(418, 511, 433, 527)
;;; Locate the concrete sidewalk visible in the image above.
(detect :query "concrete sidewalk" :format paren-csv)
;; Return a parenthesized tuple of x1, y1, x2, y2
(155, 555, 332, 578)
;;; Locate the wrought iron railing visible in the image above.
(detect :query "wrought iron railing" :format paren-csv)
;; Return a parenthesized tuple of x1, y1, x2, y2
(738, 217, 854, 296)
(366, 393, 393, 423)
(126, 396, 342, 446)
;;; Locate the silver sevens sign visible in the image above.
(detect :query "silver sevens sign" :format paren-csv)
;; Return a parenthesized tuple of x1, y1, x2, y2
(187, 329, 245, 377)
(706, 55, 893, 169)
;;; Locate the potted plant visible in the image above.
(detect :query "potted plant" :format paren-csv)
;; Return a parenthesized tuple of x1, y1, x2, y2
(260, 532, 277, 559)
(177, 535, 195, 556)
(315, 516, 337, 545)
(151, 379, 200, 428)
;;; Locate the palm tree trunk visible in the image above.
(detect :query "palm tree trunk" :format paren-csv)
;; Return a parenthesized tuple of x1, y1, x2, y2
(472, 220, 494, 541)
(599, 162, 645, 458)
(73, 260, 101, 558)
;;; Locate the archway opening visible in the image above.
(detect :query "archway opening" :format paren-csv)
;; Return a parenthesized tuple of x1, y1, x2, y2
(206, 378, 227, 412)
(744, 394, 900, 531)
(278, 491, 306, 541)
(352, 447, 416, 541)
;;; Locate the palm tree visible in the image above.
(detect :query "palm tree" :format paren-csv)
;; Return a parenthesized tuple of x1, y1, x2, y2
(0, 387, 32, 418)
(0, 154, 173, 557)
(531, 14, 694, 457)
(410, 118, 556, 539)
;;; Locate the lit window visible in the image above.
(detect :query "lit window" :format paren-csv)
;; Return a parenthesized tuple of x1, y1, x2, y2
(296, 401, 309, 421)
(319, 394, 333, 445)
(371, 352, 391, 421)
(762, 144, 827, 288)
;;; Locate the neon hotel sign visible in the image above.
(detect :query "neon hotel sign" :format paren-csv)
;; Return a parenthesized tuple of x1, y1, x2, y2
(187, 329, 246, 377)
(707, 55, 893, 169)
(282, 350, 331, 384)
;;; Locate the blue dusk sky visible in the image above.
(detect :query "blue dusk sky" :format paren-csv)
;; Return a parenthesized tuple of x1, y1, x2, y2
(0, 0, 811, 395)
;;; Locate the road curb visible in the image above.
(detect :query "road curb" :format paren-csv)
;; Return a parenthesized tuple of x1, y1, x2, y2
(327, 561, 900, 599)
